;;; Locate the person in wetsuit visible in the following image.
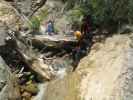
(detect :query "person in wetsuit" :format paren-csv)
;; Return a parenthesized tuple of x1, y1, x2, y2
(81, 15, 93, 41)
(72, 15, 93, 71)
(72, 31, 88, 70)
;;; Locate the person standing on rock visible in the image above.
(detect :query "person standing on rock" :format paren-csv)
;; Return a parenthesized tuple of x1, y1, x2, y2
(81, 15, 93, 41)
(46, 20, 55, 35)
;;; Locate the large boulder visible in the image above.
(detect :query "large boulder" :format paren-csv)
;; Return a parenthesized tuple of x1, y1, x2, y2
(43, 34, 133, 100)
(0, 56, 20, 100)
(0, 0, 22, 30)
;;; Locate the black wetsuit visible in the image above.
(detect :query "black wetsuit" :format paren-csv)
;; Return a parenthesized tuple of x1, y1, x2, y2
(72, 15, 93, 70)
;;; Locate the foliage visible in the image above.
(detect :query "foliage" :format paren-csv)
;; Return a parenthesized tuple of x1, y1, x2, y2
(29, 16, 40, 30)
(29, 9, 48, 30)
(89, 0, 133, 31)
(128, 0, 133, 24)
(64, 0, 133, 32)
(28, 0, 133, 32)
(37, 8, 49, 22)
(66, 5, 84, 25)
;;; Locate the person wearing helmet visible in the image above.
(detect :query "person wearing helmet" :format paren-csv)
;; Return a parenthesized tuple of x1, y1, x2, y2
(72, 30, 87, 71)
(74, 31, 82, 40)
(72, 15, 93, 71)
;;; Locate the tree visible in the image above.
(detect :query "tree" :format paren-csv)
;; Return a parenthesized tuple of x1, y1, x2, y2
(64, 0, 133, 32)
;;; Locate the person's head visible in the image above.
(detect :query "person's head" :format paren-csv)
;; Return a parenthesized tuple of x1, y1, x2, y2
(74, 31, 82, 40)
(83, 14, 91, 22)
(48, 20, 52, 23)
(86, 15, 91, 19)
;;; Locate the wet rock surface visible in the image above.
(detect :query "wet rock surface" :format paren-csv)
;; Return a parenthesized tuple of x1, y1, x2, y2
(43, 34, 133, 100)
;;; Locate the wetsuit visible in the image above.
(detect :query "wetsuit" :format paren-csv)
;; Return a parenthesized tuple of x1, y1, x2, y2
(81, 15, 93, 41)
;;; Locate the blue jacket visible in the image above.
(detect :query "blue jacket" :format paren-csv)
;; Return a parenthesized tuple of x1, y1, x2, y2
(47, 22, 54, 33)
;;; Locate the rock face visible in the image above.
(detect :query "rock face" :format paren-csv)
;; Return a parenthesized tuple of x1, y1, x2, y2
(0, 56, 20, 100)
(43, 34, 133, 100)
(78, 35, 133, 100)
(0, 22, 8, 46)
(8, 0, 47, 16)
(0, 0, 21, 30)
(0, 2, 21, 99)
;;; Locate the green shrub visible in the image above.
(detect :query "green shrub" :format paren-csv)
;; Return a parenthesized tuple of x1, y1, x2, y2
(64, 0, 133, 32)
(66, 5, 84, 25)
(128, 0, 133, 24)
(29, 16, 40, 30)
(29, 9, 49, 31)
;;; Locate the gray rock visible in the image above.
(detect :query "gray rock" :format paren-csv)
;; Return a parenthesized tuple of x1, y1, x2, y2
(0, 22, 8, 46)
(0, 56, 20, 100)
(9, 0, 47, 16)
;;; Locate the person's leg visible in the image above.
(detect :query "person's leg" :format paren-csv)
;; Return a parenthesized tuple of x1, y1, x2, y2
(72, 48, 81, 71)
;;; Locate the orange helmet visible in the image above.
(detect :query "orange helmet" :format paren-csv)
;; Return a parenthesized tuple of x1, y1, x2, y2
(74, 31, 82, 40)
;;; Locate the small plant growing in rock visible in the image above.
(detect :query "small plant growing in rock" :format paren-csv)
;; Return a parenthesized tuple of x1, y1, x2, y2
(29, 16, 40, 31)
(28, 9, 49, 31)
